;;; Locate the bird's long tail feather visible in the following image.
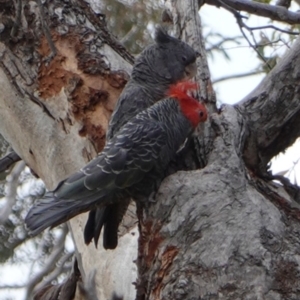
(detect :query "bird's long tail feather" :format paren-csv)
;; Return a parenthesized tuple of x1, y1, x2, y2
(84, 208, 106, 246)
(25, 192, 100, 236)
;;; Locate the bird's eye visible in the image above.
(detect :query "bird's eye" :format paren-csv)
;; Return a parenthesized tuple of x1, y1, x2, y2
(182, 56, 187, 62)
(199, 111, 204, 117)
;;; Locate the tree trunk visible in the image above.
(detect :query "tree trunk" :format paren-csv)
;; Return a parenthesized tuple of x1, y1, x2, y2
(1, 0, 300, 299)
(0, 0, 137, 298)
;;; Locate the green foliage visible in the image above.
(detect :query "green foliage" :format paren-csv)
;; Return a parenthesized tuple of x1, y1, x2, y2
(255, 29, 297, 73)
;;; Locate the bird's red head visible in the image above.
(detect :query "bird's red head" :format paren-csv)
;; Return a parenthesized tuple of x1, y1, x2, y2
(168, 81, 207, 128)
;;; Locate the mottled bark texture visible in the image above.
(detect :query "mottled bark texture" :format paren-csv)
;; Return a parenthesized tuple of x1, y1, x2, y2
(1, 0, 300, 300)
(0, 0, 136, 298)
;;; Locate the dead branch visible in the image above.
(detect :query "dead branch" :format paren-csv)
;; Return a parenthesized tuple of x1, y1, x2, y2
(34, 251, 74, 292)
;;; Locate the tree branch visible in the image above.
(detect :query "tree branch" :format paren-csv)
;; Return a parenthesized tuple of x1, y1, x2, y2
(236, 17, 273, 70)
(33, 256, 80, 300)
(244, 23, 298, 35)
(77, 0, 134, 65)
(0, 150, 21, 173)
(206, 36, 243, 53)
(213, 0, 298, 70)
(213, 70, 264, 84)
(205, 0, 300, 25)
(34, 251, 74, 292)
(25, 225, 69, 299)
(236, 35, 300, 173)
(0, 284, 26, 289)
(0, 161, 25, 224)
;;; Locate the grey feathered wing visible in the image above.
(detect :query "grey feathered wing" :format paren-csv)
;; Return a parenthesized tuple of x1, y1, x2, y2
(25, 121, 167, 236)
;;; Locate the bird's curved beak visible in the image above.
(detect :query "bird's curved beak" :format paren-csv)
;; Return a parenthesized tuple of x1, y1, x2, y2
(184, 62, 197, 79)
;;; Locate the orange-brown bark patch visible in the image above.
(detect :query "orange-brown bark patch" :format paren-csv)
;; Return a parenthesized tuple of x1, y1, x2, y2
(152, 245, 179, 299)
(37, 30, 129, 152)
(274, 259, 299, 294)
(71, 83, 109, 151)
(107, 70, 130, 89)
(71, 84, 109, 116)
(38, 54, 75, 99)
(79, 118, 106, 152)
(38, 32, 84, 99)
(140, 220, 164, 268)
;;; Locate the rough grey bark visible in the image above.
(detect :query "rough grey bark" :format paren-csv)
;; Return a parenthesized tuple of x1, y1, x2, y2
(1, 0, 300, 300)
(138, 104, 300, 299)
(136, 1, 300, 300)
(237, 39, 300, 173)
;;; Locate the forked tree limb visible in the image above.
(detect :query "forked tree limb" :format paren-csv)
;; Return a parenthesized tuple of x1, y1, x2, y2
(236, 36, 300, 173)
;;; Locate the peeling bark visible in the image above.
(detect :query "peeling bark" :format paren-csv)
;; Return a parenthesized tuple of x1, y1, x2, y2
(0, 0, 135, 298)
